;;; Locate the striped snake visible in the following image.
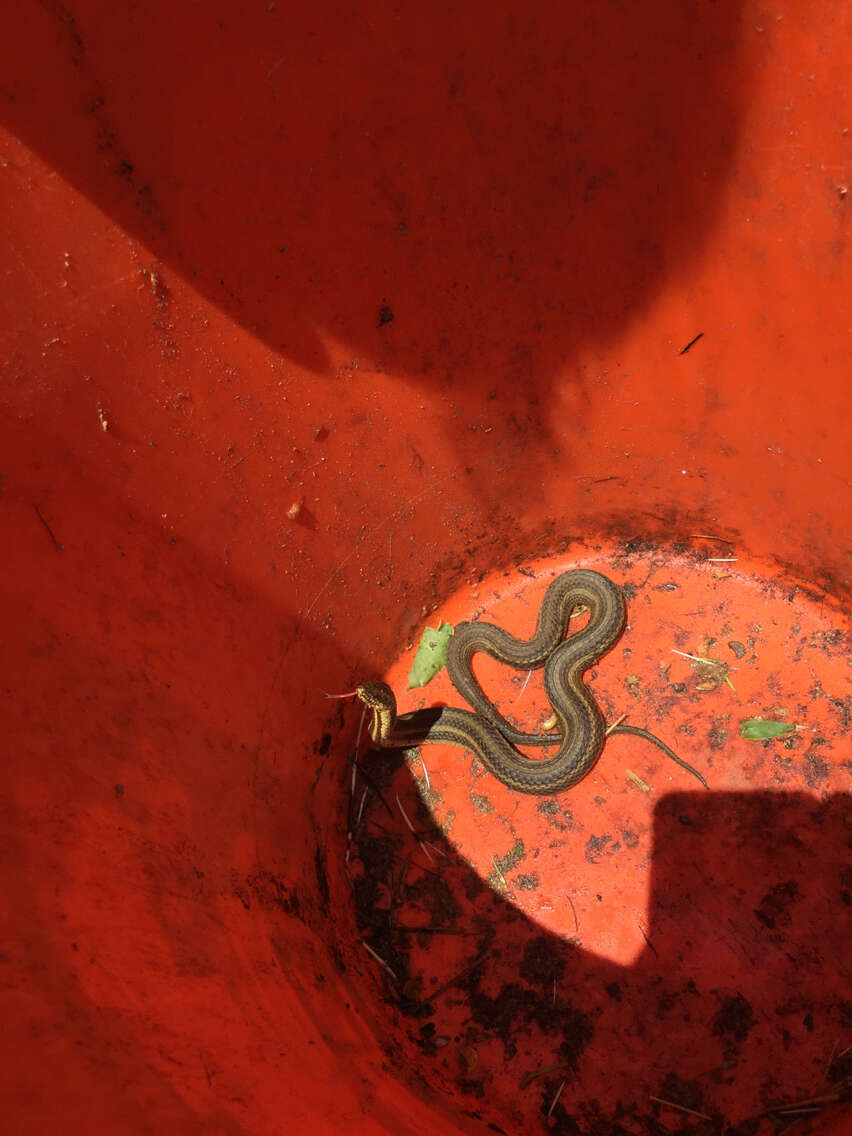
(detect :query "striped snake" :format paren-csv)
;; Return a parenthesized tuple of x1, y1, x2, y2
(356, 569, 706, 795)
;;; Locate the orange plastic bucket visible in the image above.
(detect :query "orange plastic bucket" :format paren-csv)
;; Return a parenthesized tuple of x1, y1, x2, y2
(2, 2, 849, 1133)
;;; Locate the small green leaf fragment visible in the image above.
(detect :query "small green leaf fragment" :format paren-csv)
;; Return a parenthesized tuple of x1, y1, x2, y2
(739, 718, 796, 740)
(406, 622, 454, 689)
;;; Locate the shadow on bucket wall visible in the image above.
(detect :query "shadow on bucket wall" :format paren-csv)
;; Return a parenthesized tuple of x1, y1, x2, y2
(0, 0, 754, 490)
(340, 754, 851, 1132)
(1, 418, 431, 1130)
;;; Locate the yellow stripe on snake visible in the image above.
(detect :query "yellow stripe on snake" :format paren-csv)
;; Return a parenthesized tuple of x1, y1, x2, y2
(356, 569, 706, 795)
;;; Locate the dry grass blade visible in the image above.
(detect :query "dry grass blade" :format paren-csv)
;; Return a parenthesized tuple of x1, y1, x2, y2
(362, 941, 398, 981)
(428, 949, 493, 1001)
(548, 1079, 566, 1117)
(520, 1062, 572, 1089)
(650, 1096, 712, 1122)
(764, 1071, 852, 1122)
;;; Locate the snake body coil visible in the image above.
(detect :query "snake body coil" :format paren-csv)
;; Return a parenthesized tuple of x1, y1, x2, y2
(357, 570, 705, 795)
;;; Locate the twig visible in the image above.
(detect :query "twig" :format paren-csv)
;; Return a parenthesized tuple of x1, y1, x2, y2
(823, 1037, 840, 1083)
(355, 704, 367, 758)
(408, 858, 444, 878)
(385, 924, 475, 936)
(638, 922, 657, 957)
(385, 856, 409, 933)
(764, 1076, 852, 1115)
(671, 647, 737, 694)
(515, 669, 533, 701)
(626, 769, 651, 793)
(355, 788, 369, 829)
(707, 557, 738, 562)
(362, 941, 398, 981)
(566, 892, 579, 935)
(33, 505, 63, 551)
(650, 1096, 712, 1122)
(689, 534, 734, 543)
(679, 332, 704, 355)
(520, 1062, 573, 1089)
(396, 794, 415, 833)
(671, 648, 717, 665)
(491, 857, 507, 889)
(363, 827, 447, 876)
(548, 1079, 567, 1117)
(350, 704, 368, 798)
(605, 713, 627, 736)
(428, 949, 492, 1001)
(349, 761, 394, 817)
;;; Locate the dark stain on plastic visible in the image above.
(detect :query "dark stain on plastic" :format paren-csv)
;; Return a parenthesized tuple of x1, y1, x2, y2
(314, 845, 330, 912)
(712, 992, 756, 1046)
(584, 834, 616, 863)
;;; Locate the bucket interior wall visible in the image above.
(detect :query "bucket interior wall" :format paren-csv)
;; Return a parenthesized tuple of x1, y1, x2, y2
(1, 2, 849, 1134)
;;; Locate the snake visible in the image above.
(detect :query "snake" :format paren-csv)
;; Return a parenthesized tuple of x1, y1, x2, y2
(356, 569, 707, 795)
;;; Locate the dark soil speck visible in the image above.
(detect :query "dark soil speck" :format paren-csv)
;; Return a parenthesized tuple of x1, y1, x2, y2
(712, 992, 756, 1044)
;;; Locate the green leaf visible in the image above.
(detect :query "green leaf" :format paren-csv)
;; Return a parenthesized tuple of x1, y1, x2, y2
(739, 718, 796, 740)
(407, 623, 454, 689)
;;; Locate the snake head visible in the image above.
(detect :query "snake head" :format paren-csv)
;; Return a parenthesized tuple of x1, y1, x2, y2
(355, 680, 397, 712)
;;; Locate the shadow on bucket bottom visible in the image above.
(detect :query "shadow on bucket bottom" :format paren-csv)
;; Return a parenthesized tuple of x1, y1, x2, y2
(341, 546, 851, 1133)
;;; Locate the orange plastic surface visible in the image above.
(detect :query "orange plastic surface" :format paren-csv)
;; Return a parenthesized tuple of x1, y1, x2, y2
(1, 2, 849, 1134)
